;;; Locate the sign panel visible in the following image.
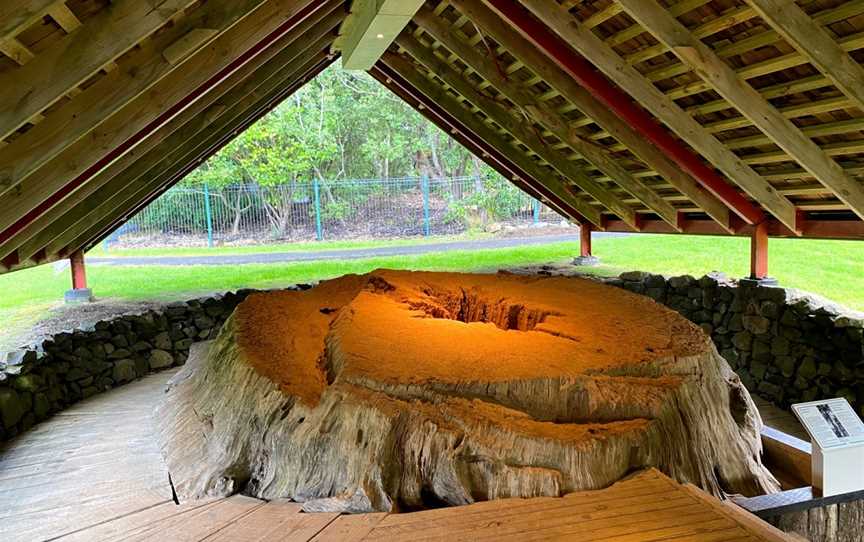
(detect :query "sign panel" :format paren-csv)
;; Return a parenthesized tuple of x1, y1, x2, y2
(792, 398, 864, 450)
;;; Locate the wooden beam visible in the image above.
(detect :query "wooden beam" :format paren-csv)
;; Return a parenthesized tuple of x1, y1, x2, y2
(337, 0, 424, 70)
(447, 0, 732, 232)
(506, 0, 799, 232)
(70, 57, 334, 258)
(0, 0, 280, 200)
(408, 9, 680, 230)
(369, 66, 585, 225)
(21, 36, 335, 261)
(0, 0, 327, 243)
(0, 0, 58, 40)
(617, 0, 864, 223)
(0, 37, 33, 65)
(55, 54, 333, 260)
(0, 0, 199, 141)
(46, 2, 81, 34)
(750, 221, 769, 280)
(1, 8, 343, 263)
(745, 0, 864, 113)
(382, 49, 636, 228)
(378, 54, 603, 227)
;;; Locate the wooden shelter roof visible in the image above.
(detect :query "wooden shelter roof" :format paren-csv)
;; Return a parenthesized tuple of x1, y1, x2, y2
(1, 0, 863, 274)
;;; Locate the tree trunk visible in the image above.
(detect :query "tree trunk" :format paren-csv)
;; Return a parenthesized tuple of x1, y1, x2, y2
(157, 270, 779, 514)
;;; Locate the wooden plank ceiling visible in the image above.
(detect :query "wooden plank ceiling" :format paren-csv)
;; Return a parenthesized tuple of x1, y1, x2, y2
(0, 0, 863, 274)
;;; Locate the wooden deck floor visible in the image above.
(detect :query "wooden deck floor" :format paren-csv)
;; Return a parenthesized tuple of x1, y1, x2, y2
(0, 370, 795, 542)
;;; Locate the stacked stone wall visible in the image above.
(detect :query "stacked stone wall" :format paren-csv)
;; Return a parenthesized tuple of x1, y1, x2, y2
(0, 287, 311, 441)
(606, 272, 864, 416)
(1, 273, 861, 442)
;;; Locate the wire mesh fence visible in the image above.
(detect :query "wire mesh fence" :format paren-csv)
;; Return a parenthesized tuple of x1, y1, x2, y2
(106, 176, 564, 248)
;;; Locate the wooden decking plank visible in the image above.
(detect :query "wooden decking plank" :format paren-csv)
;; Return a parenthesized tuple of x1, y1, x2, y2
(369, 493, 695, 541)
(53, 500, 220, 542)
(589, 518, 739, 541)
(201, 500, 303, 541)
(376, 474, 671, 528)
(270, 512, 341, 542)
(122, 495, 265, 542)
(518, 511, 732, 542)
(311, 512, 388, 541)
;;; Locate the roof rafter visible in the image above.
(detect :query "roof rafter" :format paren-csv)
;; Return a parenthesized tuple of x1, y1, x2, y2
(617, 0, 864, 222)
(387, 44, 639, 228)
(0, 6, 344, 263)
(0, 0, 329, 245)
(0, 0, 285, 201)
(369, 64, 589, 225)
(488, 0, 799, 232)
(744, 0, 864, 113)
(379, 52, 604, 227)
(409, 7, 681, 230)
(17, 29, 339, 264)
(54, 52, 335, 262)
(446, 0, 732, 232)
(0, 0, 199, 141)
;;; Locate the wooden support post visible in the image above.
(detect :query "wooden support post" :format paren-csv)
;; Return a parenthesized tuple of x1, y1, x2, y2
(574, 223, 599, 266)
(749, 221, 773, 283)
(581, 223, 593, 258)
(65, 249, 92, 303)
(70, 250, 86, 289)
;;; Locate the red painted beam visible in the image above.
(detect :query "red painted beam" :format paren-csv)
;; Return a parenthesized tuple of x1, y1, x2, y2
(70, 250, 87, 289)
(481, 0, 766, 226)
(370, 63, 588, 226)
(750, 221, 769, 279)
(0, 0, 328, 245)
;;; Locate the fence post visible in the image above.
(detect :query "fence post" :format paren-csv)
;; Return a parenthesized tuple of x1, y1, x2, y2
(422, 174, 431, 237)
(532, 198, 541, 224)
(203, 183, 214, 248)
(313, 178, 323, 241)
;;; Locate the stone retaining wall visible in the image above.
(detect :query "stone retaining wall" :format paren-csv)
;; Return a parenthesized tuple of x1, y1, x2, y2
(1, 272, 862, 442)
(605, 272, 864, 416)
(0, 286, 307, 442)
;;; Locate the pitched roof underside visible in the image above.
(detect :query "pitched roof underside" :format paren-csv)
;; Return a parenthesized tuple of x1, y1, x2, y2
(0, 0, 863, 274)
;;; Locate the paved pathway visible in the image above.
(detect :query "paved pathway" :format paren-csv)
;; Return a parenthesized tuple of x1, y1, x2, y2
(87, 234, 592, 266)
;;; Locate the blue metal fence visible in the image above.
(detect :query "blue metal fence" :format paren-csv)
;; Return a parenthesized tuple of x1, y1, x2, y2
(106, 176, 562, 248)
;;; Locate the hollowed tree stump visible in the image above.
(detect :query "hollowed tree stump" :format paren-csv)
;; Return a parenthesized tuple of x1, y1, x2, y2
(155, 270, 778, 513)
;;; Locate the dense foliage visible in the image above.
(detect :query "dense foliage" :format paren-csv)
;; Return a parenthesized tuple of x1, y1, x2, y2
(175, 64, 529, 235)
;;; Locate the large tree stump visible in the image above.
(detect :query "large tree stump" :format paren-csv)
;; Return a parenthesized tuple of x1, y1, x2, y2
(155, 270, 778, 513)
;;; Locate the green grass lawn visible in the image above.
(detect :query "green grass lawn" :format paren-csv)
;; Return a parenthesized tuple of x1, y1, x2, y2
(87, 233, 497, 258)
(1, 234, 862, 350)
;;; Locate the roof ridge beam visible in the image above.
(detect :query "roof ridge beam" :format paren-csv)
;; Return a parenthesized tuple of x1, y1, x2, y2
(337, 0, 424, 70)
(409, 7, 680, 230)
(617, 0, 864, 222)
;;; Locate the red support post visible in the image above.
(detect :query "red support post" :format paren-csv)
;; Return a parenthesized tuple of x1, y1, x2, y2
(750, 221, 769, 280)
(580, 222, 592, 258)
(70, 250, 87, 290)
(574, 222, 599, 266)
